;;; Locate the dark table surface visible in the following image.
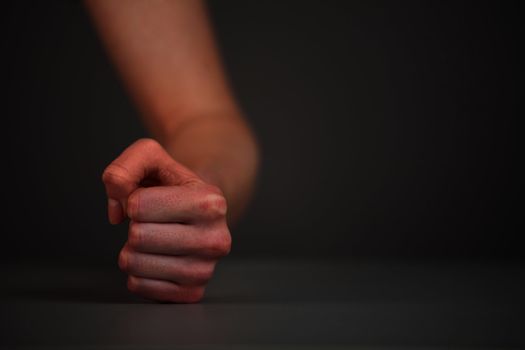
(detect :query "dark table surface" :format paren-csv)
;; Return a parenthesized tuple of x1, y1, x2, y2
(1, 258, 524, 349)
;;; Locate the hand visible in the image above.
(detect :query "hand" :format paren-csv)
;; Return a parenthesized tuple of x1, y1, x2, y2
(102, 138, 231, 303)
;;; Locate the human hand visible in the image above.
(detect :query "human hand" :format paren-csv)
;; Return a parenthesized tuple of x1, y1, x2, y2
(102, 139, 231, 303)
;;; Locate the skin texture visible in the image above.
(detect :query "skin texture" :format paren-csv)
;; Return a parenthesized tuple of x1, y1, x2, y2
(87, 0, 259, 302)
(103, 139, 231, 303)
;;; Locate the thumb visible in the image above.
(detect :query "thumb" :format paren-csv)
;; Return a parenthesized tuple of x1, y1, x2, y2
(102, 138, 199, 224)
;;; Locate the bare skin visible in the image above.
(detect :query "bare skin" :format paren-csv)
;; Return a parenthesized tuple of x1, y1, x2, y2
(86, 0, 259, 303)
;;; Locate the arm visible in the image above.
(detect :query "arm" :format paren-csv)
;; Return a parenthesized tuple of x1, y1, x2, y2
(86, 0, 259, 303)
(85, 0, 259, 224)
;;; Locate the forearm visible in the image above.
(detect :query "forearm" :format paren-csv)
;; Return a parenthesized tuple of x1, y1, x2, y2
(85, 0, 258, 223)
(158, 112, 259, 226)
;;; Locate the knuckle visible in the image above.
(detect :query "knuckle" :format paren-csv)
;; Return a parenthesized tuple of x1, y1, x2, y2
(127, 189, 142, 219)
(190, 263, 215, 284)
(120, 247, 140, 274)
(171, 286, 205, 303)
(102, 164, 129, 186)
(127, 276, 140, 293)
(186, 287, 206, 303)
(118, 248, 129, 272)
(197, 193, 228, 220)
(128, 222, 144, 250)
(135, 138, 161, 151)
(205, 228, 232, 257)
(205, 183, 224, 196)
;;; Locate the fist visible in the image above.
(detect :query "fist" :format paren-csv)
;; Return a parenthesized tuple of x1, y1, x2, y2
(102, 138, 231, 303)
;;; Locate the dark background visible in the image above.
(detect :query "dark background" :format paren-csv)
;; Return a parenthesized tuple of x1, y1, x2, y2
(2, 0, 521, 265)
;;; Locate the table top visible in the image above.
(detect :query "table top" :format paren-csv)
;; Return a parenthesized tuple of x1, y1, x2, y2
(1, 258, 524, 349)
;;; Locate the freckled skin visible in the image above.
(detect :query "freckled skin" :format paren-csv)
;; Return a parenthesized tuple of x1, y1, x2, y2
(86, 0, 259, 302)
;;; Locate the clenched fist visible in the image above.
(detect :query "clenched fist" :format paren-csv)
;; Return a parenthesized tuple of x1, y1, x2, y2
(102, 139, 231, 303)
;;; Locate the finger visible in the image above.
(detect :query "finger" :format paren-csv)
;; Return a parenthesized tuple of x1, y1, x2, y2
(119, 247, 215, 286)
(102, 138, 200, 223)
(107, 198, 124, 225)
(128, 221, 230, 257)
(127, 275, 205, 303)
(127, 185, 227, 223)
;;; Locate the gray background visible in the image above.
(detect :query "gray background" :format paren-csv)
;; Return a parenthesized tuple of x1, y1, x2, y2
(2, 0, 521, 264)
